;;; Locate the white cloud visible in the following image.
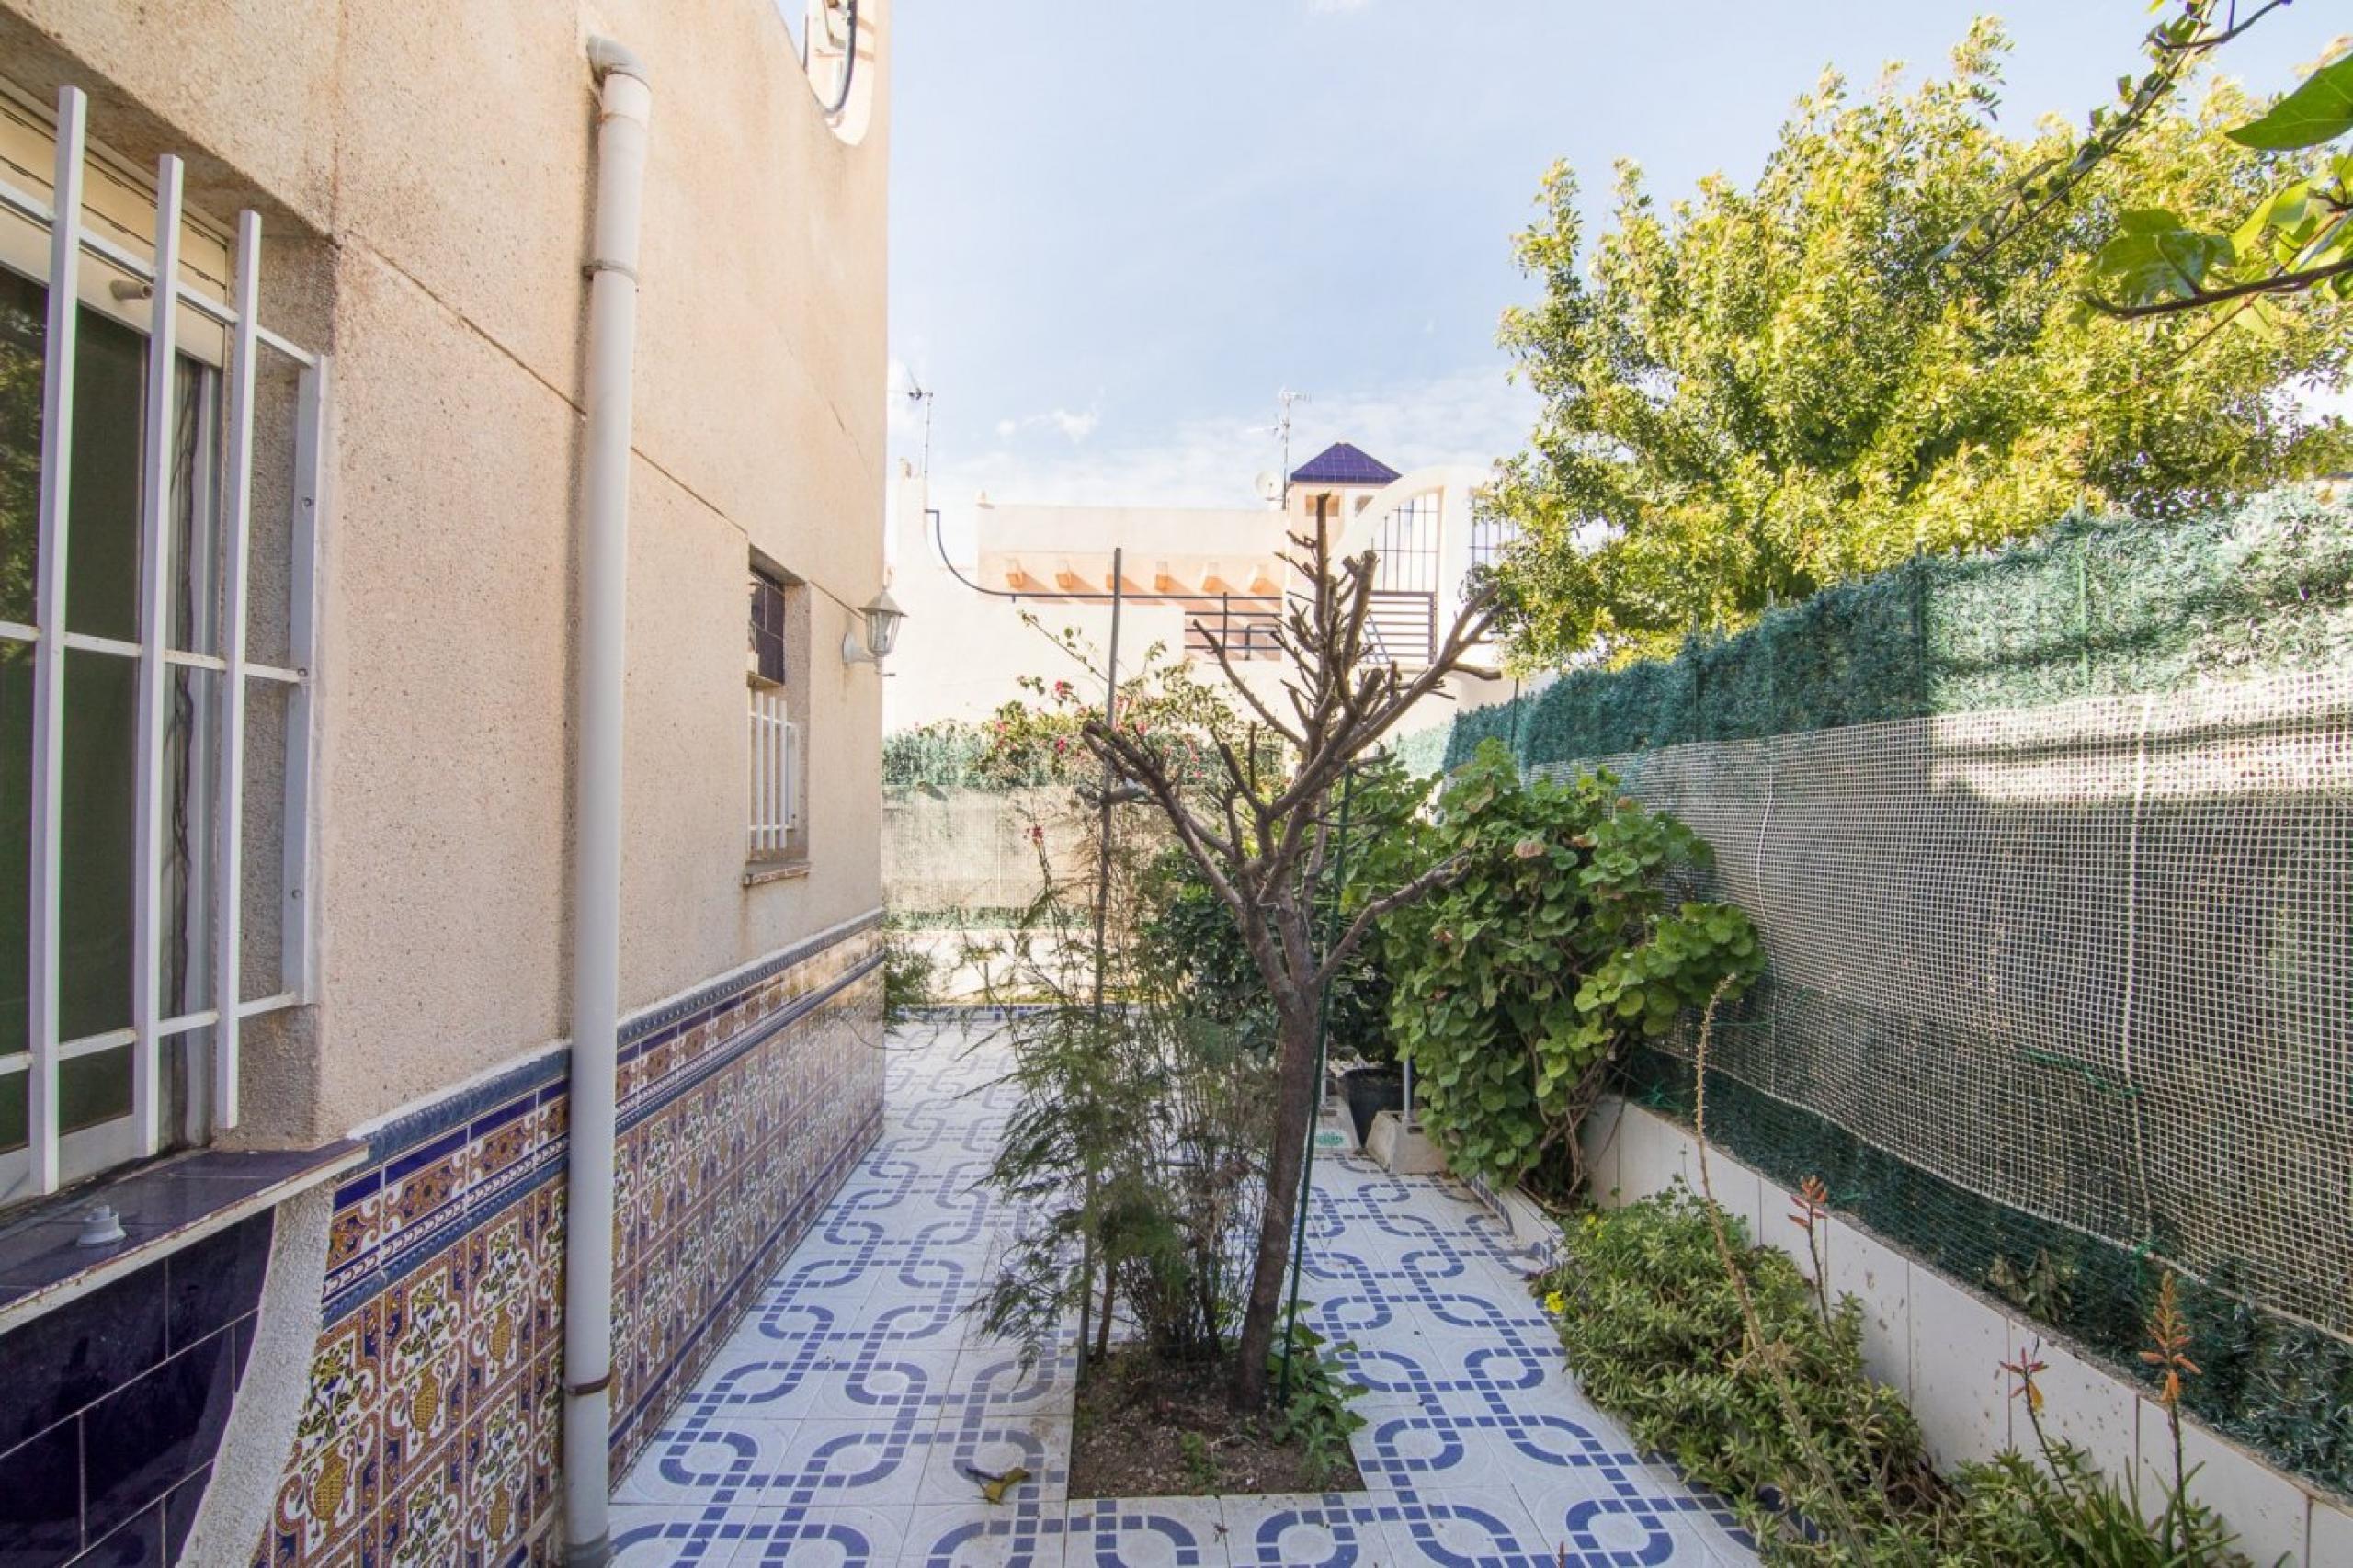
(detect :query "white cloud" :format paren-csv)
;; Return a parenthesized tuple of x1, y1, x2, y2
(935, 364, 1535, 514)
(994, 406, 1103, 445)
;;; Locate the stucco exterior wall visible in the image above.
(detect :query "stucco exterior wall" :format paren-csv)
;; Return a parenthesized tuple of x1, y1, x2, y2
(6, 0, 892, 1142)
(886, 470, 1518, 733)
(0, 4, 894, 1562)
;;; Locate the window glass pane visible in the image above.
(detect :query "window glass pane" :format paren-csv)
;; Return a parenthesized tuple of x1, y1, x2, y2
(60, 648, 134, 1042)
(750, 572, 787, 685)
(168, 358, 222, 655)
(0, 643, 27, 1059)
(0, 268, 40, 628)
(59, 1041, 131, 1135)
(0, 276, 207, 644)
(63, 305, 145, 642)
(164, 666, 216, 1017)
(0, 1068, 21, 1153)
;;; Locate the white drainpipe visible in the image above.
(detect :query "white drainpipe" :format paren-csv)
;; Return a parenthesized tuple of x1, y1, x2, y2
(564, 36, 648, 1568)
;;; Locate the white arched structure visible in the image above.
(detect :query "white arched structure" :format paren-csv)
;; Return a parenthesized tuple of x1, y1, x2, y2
(1334, 464, 1503, 668)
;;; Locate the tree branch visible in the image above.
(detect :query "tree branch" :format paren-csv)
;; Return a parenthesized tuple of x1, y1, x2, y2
(1315, 853, 1471, 990)
(2151, 0, 2289, 53)
(2088, 254, 2353, 319)
(1194, 619, 1307, 747)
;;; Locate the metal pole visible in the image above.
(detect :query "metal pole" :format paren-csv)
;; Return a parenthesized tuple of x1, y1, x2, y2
(1074, 548, 1123, 1386)
(1279, 762, 1353, 1402)
(1092, 548, 1122, 1010)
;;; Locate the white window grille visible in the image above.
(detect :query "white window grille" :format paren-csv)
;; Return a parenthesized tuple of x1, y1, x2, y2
(747, 687, 801, 858)
(0, 86, 325, 1202)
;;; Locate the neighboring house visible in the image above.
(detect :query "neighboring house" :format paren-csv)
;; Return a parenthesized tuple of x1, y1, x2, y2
(0, 3, 891, 1565)
(885, 440, 1519, 733)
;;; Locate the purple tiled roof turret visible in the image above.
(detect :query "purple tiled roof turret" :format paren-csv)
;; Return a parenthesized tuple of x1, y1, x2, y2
(1289, 441, 1400, 487)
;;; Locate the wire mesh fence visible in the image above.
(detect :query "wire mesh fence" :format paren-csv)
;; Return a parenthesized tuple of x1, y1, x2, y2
(1427, 488, 2353, 1492)
(1537, 670, 2351, 1345)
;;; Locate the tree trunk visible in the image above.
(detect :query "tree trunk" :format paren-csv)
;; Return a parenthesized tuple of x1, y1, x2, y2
(1230, 986, 1320, 1409)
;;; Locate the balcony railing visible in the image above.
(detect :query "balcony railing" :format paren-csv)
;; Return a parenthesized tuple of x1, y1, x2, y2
(1365, 589, 1438, 669)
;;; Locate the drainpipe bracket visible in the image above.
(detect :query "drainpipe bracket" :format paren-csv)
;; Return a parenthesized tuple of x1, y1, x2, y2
(563, 1535, 614, 1568)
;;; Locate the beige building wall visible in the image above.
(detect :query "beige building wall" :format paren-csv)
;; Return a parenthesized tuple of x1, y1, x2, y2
(4, 0, 892, 1142)
(886, 464, 1517, 734)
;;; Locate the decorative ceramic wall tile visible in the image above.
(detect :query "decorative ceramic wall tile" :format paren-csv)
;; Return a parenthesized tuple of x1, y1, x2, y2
(253, 917, 884, 1568)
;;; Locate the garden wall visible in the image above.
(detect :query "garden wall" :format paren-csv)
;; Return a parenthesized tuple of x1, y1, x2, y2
(1578, 1097, 2351, 1565)
(882, 784, 1096, 918)
(1427, 489, 2353, 1504)
(881, 782, 1144, 1000)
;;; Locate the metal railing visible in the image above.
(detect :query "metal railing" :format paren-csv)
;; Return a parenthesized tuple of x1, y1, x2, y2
(1184, 593, 1286, 662)
(1365, 589, 1438, 669)
(748, 688, 801, 855)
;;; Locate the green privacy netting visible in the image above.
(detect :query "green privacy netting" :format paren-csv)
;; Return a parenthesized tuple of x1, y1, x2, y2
(1426, 488, 2353, 1500)
(1446, 487, 2353, 771)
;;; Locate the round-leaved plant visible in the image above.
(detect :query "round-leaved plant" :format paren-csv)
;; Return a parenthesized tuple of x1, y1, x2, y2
(1383, 740, 1763, 1194)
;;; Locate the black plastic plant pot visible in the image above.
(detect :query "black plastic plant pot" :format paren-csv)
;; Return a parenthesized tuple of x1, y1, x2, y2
(1341, 1066, 1404, 1146)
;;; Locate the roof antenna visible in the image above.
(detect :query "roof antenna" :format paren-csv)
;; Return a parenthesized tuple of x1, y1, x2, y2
(904, 372, 935, 482)
(1272, 388, 1308, 508)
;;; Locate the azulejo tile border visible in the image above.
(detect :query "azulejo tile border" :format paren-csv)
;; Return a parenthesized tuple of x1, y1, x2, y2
(255, 918, 886, 1568)
(321, 937, 885, 1326)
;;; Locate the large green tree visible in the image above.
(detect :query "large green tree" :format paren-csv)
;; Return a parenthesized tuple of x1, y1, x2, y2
(1487, 20, 2351, 666)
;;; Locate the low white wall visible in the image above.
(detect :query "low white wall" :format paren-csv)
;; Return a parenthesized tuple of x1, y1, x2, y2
(1573, 1096, 2349, 1566)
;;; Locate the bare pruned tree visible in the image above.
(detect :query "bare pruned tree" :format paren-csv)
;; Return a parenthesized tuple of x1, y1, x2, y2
(1081, 508, 1498, 1408)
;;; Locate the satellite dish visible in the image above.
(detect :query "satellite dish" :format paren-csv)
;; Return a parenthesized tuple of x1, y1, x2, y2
(1254, 471, 1282, 503)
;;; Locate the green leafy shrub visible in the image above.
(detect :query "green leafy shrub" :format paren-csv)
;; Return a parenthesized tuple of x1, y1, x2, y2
(970, 792, 1278, 1370)
(1955, 1444, 2250, 1567)
(1540, 1189, 2261, 1564)
(1383, 741, 1761, 1193)
(1267, 1320, 1369, 1489)
(1540, 1187, 1939, 1554)
(883, 711, 1086, 790)
(880, 929, 938, 1028)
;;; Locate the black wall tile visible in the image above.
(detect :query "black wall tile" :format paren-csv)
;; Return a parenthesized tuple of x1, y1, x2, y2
(163, 1215, 270, 1354)
(63, 1505, 155, 1567)
(0, 1211, 269, 1565)
(0, 1421, 81, 1566)
(0, 1275, 165, 1454)
(77, 1328, 238, 1548)
(157, 1463, 207, 1565)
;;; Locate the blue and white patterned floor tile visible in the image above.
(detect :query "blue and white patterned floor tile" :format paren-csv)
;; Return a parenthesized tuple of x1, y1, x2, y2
(611, 1024, 1758, 1566)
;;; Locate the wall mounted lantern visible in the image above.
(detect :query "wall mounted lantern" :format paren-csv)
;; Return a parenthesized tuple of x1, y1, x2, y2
(842, 586, 904, 666)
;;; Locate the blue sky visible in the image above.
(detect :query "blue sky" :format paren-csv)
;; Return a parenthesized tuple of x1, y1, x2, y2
(886, 2, 2340, 517)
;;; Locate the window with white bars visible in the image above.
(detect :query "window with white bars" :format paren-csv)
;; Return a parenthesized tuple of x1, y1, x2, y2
(747, 687, 801, 858)
(0, 86, 325, 1205)
(746, 566, 804, 864)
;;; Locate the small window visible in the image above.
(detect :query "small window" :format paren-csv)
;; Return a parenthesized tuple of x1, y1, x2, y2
(749, 569, 788, 687)
(745, 562, 806, 868)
